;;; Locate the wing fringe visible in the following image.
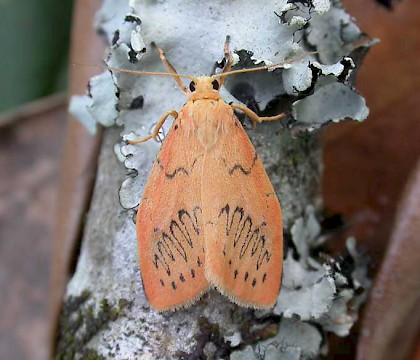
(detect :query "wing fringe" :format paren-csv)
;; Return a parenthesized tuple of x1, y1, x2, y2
(204, 269, 278, 310)
(152, 286, 210, 312)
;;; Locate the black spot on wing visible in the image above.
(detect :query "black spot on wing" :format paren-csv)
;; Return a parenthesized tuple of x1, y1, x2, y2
(234, 269, 238, 279)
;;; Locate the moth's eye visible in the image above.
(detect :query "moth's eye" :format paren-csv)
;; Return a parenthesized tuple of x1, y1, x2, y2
(212, 80, 220, 90)
(189, 81, 196, 92)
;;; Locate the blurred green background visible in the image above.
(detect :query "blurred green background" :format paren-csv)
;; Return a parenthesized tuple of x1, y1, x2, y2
(0, 0, 74, 114)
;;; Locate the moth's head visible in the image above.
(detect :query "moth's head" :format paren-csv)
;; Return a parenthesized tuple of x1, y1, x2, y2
(188, 76, 221, 101)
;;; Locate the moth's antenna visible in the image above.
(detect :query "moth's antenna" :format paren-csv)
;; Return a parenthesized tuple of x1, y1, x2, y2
(213, 51, 318, 79)
(73, 63, 196, 81)
(105, 66, 195, 82)
(218, 35, 234, 87)
(151, 42, 189, 93)
(214, 35, 374, 79)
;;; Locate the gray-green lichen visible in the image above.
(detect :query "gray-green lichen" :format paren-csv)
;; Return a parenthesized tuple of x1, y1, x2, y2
(230, 317, 323, 359)
(274, 207, 370, 337)
(55, 290, 131, 360)
(63, 0, 373, 358)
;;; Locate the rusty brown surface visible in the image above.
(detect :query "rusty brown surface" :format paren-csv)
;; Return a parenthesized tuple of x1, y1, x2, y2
(414, 341, 420, 360)
(356, 157, 420, 360)
(0, 1, 104, 358)
(49, 0, 104, 355)
(325, 0, 420, 358)
(0, 101, 67, 360)
(325, 0, 420, 259)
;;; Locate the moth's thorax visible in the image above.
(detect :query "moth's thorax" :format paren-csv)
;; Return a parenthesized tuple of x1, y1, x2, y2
(182, 97, 234, 149)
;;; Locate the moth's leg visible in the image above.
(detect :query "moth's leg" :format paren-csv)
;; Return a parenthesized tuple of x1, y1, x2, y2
(230, 103, 287, 125)
(128, 110, 178, 144)
(152, 43, 188, 94)
(219, 35, 233, 87)
(222, 35, 233, 73)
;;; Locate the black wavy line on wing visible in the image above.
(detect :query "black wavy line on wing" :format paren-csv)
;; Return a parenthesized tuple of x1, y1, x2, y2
(157, 157, 199, 179)
(228, 152, 258, 175)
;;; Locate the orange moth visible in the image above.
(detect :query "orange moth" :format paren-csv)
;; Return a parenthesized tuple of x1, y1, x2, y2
(117, 38, 305, 311)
